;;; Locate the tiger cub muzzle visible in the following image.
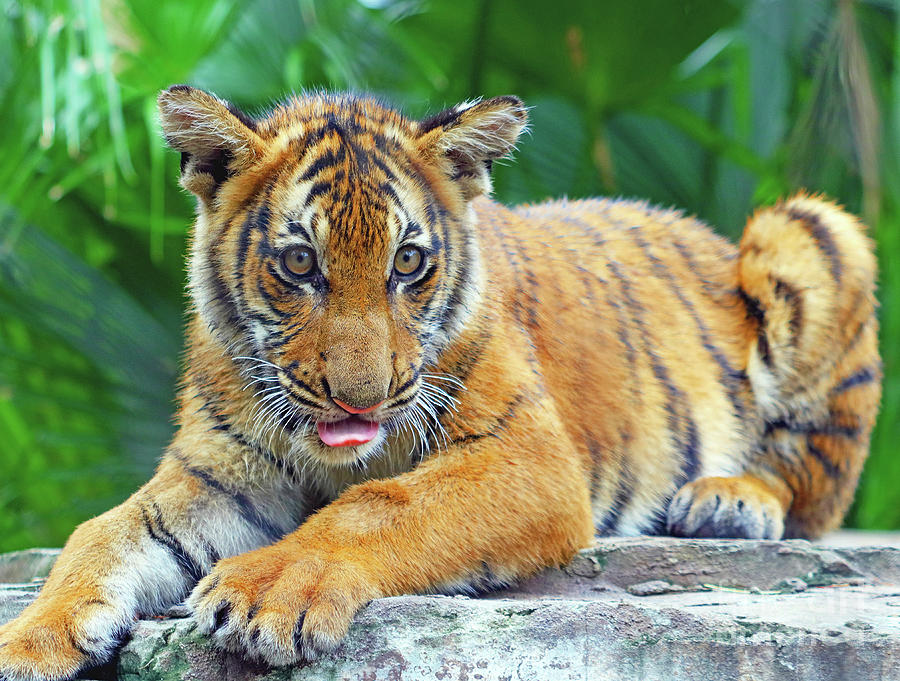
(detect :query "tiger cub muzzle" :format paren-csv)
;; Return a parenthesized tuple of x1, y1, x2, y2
(299, 310, 416, 449)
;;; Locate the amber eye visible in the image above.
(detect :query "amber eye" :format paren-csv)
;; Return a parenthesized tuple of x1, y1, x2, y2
(394, 246, 423, 277)
(281, 246, 316, 277)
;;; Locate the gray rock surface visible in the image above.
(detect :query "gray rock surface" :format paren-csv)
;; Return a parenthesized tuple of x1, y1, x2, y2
(1, 535, 898, 680)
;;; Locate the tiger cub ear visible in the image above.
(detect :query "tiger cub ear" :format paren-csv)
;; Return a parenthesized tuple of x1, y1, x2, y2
(418, 96, 528, 200)
(157, 85, 263, 203)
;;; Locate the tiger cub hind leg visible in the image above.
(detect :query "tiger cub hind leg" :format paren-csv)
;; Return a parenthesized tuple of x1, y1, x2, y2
(737, 194, 880, 539)
(666, 473, 793, 539)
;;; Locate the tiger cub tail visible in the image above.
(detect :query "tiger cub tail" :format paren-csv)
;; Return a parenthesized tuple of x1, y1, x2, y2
(738, 193, 881, 537)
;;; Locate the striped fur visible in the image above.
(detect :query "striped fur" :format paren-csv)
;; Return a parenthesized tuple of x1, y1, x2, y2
(0, 87, 880, 676)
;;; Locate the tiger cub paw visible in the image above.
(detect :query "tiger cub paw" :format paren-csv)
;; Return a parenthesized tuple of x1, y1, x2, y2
(667, 475, 787, 540)
(0, 602, 127, 681)
(189, 545, 378, 666)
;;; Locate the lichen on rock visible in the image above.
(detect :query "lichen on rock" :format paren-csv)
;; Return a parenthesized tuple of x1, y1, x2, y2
(1, 536, 898, 680)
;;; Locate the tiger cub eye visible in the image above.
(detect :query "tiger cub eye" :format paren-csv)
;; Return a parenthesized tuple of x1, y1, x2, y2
(394, 246, 423, 276)
(282, 246, 315, 277)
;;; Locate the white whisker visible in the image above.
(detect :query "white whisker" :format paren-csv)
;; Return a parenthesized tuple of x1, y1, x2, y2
(421, 371, 466, 391)
(233, 355, 282, 371)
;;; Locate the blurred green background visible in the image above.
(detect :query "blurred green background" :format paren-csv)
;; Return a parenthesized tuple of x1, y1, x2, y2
(0, 0, 897, 551)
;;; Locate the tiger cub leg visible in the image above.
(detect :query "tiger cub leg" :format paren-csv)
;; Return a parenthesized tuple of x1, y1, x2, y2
(762, 321, 881, 539)
(668, 195, 880, 541)
(666, 472, 793, 539)
(665, 325, 879, 541)
(665, 328, 880, 542)
(0, 455, 290, 681)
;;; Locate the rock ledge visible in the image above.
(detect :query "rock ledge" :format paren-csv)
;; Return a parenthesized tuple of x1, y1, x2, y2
(1, 535, 898, 680)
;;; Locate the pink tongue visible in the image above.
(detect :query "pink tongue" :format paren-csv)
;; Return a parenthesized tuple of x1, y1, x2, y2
(317, 416, 380, 447)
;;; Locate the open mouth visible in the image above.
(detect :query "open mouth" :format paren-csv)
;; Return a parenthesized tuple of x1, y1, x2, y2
(316, 416, 380, 447)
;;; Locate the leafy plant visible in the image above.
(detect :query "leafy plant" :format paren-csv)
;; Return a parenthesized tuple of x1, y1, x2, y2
(1, 0, 897, 551)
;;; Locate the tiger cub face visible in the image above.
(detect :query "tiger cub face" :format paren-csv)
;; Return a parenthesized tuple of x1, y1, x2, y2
(159, 87, 526, 466)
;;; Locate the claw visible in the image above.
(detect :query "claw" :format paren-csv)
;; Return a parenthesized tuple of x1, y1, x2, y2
(291, 612, 306, 655)
(212, 602, 231, 632)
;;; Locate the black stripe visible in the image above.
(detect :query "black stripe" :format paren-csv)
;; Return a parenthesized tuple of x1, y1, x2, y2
(773, 278, 804, 340)
(298, 147, 346, 181)
(832, 366, 879, 394)
(185, 375, 300, 470)
(450, 168, 478, 181)
(509, 231, 540, 329)
(449, 392, 527, 448)
(585, 437, 606, 499)
(595, 464, 635, 536)
(371, 154, 399, 183)
(202, 216, 248, 337)
(841, 315, 872, 358)
(671, 238, 739, 309)
(632, 230, 747, 422)
(737, 287, 765, 326)
(234, 192, 274, 327)
(141, 505, 205, 585)
(806, 437, 842, 479)
(490, 219, 529, 326)
(764, 413, 861, 439)
(346, 136, 370, 174)
(257, 277, 297, 319)
(170, 451, 284, 543)
(377, 181, 403, 209)
(243, 310, 284, 328)
(737, 288, 772, 366)
(402, 221, 423, 241)
(468, 562, 511, 595)
(190, 376, 302, 481)
(285, 220, 313, 241)
(208, 269, 247, 333)
(201, 537, 221, 565)
(405, 261, 439, 294)
(388, 370, 421, 403)
(788, 209, 842, 283)
(774, 440, 815, 492)
(282, 384, 326, 410)
(434, 213, 467, 338)
(264, 262, 303, 295)
(385, 392, 417, 409)
(607, 260, 701, 483)
(263, 333, 294, 350)
(591, 265, 641, 453)
(419, 105, 462, 134)
(555, 214, 608, 247)
(643, 499, 672, 536)
(287, 374, 323, 399)
(577, 261, 636, 391)
(304, 181, 331, 205)
(369, 131, 395, 154)
(225, 102, 257, 132)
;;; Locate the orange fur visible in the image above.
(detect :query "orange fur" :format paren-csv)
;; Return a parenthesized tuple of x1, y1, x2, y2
(0, 88, 880, 677)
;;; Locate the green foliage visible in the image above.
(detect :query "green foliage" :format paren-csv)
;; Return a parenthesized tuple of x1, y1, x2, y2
(0, 0, 898, 550)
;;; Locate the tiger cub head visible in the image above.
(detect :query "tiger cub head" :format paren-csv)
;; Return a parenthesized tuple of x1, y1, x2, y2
(158, 86, 527, 466)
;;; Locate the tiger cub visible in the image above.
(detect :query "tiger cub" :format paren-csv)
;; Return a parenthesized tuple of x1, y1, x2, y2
(0, 86, 880, 677)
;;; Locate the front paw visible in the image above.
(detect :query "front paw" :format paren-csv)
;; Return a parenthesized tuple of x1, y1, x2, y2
(0, 601, 128, 681)
(667, 475, 786, 539)
(189, 547, 378, 666)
